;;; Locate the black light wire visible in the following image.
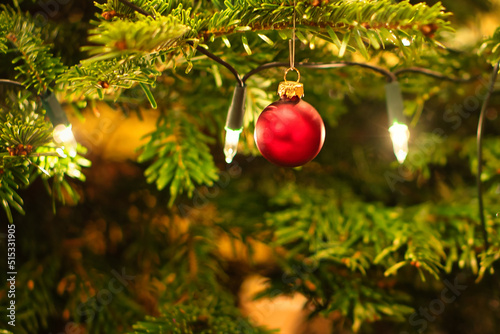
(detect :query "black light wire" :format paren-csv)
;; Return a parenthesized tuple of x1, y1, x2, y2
(186, 41, 244, 87)
(0, 79, 25, 88)
(242, 61, 396, 83)
(117, 0, 156, 19)
(476, 61, 499, 252)
(394, 67, 480, 83)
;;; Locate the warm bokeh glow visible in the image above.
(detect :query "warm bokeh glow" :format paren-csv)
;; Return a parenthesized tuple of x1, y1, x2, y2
(53, 124, 77, 158)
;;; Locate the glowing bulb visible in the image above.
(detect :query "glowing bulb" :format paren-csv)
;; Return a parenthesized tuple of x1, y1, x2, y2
(224, 85, 246, 162)
(53, 124, 77, 158)
(389, 122, 410, 164)
(224, 128, 242, 163)
(402, 38, 411, 46)
(55, 148, 67, 158)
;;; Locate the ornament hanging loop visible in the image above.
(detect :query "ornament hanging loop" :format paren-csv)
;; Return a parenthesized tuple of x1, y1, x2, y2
(279, 67, 304, 99)
(284, 67, 301, 83)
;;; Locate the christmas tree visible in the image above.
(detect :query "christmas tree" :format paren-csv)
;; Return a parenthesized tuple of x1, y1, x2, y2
(1, 0, 500, 333)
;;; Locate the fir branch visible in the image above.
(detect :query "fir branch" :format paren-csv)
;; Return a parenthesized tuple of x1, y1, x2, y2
(84, 15, 190, 62)
(0, 111, 53, 149)
(31, 145, 91, 211)
(59, 57, 162, 102)
(117, 0, 156, 18)
(89, 0, 451, 64)
(7, 257, 60, 333)
(261, 180, 491, 330)
(199, 0, 451, 52)
(478, 247, 500, 281)
(130, 293, 272, 334)
(0, 6, 65, 94)
(0, 92, 90, 221)
(96, 0, 182, 19)
(138, 113, 219, 206)
(0, 168, 26, 222)
(476, 62, 499, 252)
(479, 26, 500, 64)
(267, 184, 447, 278)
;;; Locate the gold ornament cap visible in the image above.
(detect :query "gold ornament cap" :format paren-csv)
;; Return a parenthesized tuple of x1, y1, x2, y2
(278, 67, 304, 99)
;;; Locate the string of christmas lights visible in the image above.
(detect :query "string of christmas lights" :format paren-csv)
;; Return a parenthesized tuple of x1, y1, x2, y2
(3, 0, 496, 249)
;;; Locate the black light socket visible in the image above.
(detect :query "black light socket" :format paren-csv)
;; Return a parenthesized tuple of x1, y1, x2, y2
(41, 90, 69, 126)
(225, 84, 247, 130)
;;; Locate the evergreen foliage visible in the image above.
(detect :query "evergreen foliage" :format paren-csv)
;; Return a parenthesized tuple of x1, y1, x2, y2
(0, 92, 90, 223)
(0, 5, 65, 94)
(1, 0, 500, 333)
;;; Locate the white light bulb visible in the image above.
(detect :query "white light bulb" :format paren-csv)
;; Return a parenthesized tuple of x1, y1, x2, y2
(53, 124, 77, 158)
(389, 122, 410, 164)
(224, 128, 242, 163)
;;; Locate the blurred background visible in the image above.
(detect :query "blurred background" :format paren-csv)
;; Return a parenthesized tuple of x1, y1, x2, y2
(2, 0, 500, 333)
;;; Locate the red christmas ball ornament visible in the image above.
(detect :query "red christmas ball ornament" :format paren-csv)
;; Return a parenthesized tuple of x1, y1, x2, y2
(254, 69, 325, 167)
